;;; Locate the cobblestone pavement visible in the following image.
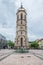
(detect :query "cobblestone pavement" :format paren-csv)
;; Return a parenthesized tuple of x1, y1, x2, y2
(0, 49, 43, 65)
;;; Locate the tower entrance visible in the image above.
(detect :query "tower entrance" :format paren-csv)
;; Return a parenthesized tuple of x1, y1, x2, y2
(21, 38, 23, 47)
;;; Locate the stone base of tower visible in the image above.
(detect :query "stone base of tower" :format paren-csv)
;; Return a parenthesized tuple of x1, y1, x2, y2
(14, 41, 29, 49)
(14, 44, 29, 49)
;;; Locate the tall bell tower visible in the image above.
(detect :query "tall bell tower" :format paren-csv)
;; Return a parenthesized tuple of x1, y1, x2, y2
(15, 4, 28, 48)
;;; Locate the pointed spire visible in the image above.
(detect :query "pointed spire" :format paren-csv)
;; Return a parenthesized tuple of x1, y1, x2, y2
(21, 2, 23, 8)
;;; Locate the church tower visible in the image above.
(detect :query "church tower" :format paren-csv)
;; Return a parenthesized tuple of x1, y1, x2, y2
(15, 4, 28, 48)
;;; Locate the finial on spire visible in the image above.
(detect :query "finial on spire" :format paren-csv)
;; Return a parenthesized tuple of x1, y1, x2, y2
(21, 2, 23, 8)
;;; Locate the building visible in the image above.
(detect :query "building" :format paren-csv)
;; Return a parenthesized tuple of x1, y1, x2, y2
(35, 39, 43, 49)
(37, 39, 43, 49)
(0, 34, 8, 49)
(15, 4, 28, 48)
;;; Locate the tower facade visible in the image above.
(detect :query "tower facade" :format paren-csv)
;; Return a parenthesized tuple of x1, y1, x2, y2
(15, 5, 28, 48)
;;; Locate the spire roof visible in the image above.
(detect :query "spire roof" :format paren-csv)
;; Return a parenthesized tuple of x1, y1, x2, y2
(16, 3, 27, 15)
(21, 3, 23, 8)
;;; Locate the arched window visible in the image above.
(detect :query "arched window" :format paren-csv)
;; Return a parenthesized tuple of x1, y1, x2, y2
(21, 38, 23, 47)
(21, 13, 23, 20)
(21, 13, 23, 24)
(21, 32, 22, 34)
(21, 21, 22, 24)
(24, 15, 26, 20)
(17, 15, 19, 20)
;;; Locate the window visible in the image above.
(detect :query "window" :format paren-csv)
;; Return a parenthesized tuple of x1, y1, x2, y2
(21, 21, 22, 24)
(21, 38, 23, 47)
(24, 15, 26, 20)
(17, 15, 19, 20)
(21, 13, 23, 20)
(21, 32, 22, 34)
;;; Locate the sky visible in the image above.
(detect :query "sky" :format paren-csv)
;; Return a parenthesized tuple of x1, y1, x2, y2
(0, 0, 43, 41)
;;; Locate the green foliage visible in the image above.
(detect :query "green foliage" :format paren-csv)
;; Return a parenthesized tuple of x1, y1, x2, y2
(30, 41, 39, 49)
(8, 40, 14, 48)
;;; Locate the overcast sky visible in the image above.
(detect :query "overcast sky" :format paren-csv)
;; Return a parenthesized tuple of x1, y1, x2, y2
(0, 0, 43, 41)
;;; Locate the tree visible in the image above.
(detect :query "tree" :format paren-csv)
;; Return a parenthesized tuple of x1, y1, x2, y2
(30, 41, 39, 49)
(8, 40, 14, 48)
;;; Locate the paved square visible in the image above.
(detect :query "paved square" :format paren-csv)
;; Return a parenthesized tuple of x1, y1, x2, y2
(0, 49, 43, 65)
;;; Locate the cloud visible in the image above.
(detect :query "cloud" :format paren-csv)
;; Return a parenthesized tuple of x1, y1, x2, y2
(0, 27, 16, 41)
(0, 0, 16, 41)
(0, 0, 43, 41)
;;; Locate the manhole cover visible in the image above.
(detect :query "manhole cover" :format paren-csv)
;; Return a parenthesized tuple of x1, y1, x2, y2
(27, 56, 31, 57)
(21, 56, 24, 58)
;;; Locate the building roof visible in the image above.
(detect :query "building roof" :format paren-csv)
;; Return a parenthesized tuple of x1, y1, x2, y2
(36, 38, 43, 42)
(38, 39, 43, 41)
